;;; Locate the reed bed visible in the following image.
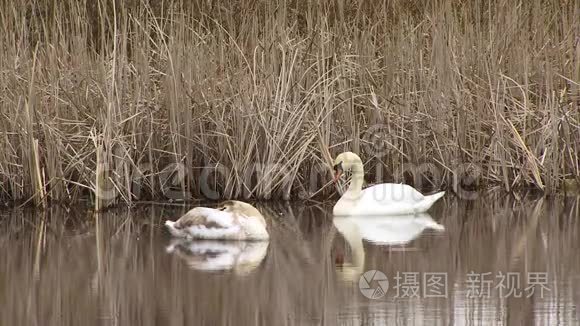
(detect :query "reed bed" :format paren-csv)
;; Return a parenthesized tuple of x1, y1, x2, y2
(0, 0, 578, 207)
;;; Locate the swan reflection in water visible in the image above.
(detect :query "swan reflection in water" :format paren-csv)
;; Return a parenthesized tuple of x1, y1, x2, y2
(166, 239, 269, 275)
(332, 213, 445, 281)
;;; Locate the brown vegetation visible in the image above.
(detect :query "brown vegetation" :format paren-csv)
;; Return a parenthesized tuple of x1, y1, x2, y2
(0, 0, 578, 207)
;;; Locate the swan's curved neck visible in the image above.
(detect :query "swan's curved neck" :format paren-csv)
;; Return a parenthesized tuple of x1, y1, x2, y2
(345, 160, 364, 196)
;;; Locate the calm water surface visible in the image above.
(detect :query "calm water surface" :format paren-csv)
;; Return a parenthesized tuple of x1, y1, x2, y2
(1, 193, 579, 325)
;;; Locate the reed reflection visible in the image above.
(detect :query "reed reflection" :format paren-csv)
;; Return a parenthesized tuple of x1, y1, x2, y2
(0, 193, 577, 325)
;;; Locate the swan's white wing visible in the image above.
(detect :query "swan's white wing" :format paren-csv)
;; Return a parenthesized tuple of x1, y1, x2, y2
(173, 207, 236, 228)
(192, 207, 237, 228)
(342, 183, 423, 215)
(170, 207, 242, 239)
(360, 183, 425, 204)
(235, 214, 269, 240)
(341, 184, 444, 215)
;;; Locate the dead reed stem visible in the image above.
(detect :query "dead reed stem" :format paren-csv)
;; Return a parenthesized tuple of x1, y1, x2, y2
(0, 0, 577, 206)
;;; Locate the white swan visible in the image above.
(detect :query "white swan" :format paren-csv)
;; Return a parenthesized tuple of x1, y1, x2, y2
(333, 213, 445, 281)
(164, 200, 269, 240)
(166, 239, 269, 274)
(332, 152, 445, 216)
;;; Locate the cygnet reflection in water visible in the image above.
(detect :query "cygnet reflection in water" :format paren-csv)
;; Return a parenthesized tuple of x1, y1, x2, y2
(166, 239, 269, 275)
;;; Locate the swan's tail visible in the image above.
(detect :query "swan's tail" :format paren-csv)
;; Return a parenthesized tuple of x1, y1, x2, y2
(165, 220, 186, 238)
(424, 219, 445, 232)
(414, 191, 445, 213)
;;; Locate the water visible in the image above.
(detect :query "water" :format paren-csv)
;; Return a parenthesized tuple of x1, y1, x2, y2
(0, 193, 579, 325)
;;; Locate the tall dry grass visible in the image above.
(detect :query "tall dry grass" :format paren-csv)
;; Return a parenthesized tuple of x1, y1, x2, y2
(0, 0, 578, 207)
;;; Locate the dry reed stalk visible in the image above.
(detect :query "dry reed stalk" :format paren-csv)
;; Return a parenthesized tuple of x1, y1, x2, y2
(23, 47, 46, 208)
(0, 0, 577, 205)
